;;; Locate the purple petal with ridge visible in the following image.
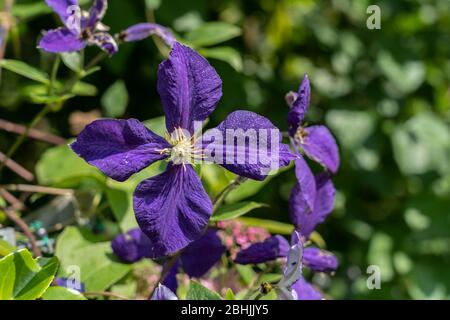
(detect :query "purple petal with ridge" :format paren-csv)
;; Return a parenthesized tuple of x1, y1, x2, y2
(87, 0, 108, 27)
(288, 75, 310, 136)
(45, 0, 78, 23)
(234, 235, 290, 265)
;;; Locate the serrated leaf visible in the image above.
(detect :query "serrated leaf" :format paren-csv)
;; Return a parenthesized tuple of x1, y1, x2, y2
(211, 202, 266, 222)
(186, 281, 222, 300)
(0, 59, 49, 84)
(42, 286, 87, 300)
(101, 80, 129, 118)
(0, 249, 59, 300)
(200, 46, 243, 71)
(238, 217, 294, 235)
(185, 22, 241, 47)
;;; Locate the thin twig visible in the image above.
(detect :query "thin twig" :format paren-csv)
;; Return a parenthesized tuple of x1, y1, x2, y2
(83, 291, 130, 300)
(0, 119, 65, 145)
(0, 187, 23, 210)
(213, 176, 248, 211)
(1, 184, 74, 196)
(0, 151, 34, 181)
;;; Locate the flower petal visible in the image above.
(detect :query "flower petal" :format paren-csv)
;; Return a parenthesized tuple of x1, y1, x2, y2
(301, 125, 340, 174)
(87, 0, 107, 28)
(288, 74, 310, 136)
(234, 235, 290, 265)
(291, 173, 336, 239)
(303, 247, 339, 273)
(45, 0, 78, 23)
(279, 232, 303, 288)
(292, 276, 323, 300)
(121, 23, 175, 47)
(180, 229, 225, 278)
(150, 284, 178, 300)
(203, 110, 295, 181)
(133, 164, 213, 258)
(111, 228, 154, 263)
(162, 260, 180, 293)
(92, 32, 118, 55)
(71, 119, 170, 182)
(39, 28, 86, 53)
(157, 42, 222, 132)
(289, 156, 316, 218)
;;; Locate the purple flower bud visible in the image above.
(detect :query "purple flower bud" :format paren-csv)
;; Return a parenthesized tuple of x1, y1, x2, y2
(303, 247, 339, 273)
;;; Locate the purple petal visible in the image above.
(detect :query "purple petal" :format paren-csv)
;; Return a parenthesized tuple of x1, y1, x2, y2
(157, 42, 222, 133)
(180, 229, 225, 278)
(133, 164, 213, 258)
(203, 110, 295, 181)
(53, 277, 85, 292)
(39, 28, 86, 53)
(150, 284, 178, 300)
(234, 235, 290, 265)
(71, 119, 170, 182)
(303, 247, 339, 273)
(92, 32, 118, 56)
(111, 228, 154, 263)
(289, 156, 316, 217)
(45, 0, 78, 23)
(121, 23, 175, 47)
(292, 276, 323, 300)
(291, 173, 336, 239)
(288, 75, 310, 136)
(162, 259, 180, 293)
(301, 125, 340, 174)
(279, 232, 303, 288)
(87, 0, 107, 28)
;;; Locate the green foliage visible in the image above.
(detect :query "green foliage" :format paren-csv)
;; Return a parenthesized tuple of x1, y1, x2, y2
(41, 287, 87, 300)
(185, 22, 241, 47)
(211, 202, 266, 222)
(186, 281, 222, 300)
(0, 59, 49, 84)
(101, 80, 129, 118)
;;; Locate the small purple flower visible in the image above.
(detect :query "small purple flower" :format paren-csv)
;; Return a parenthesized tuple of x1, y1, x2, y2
(302, 247, 339, 273)
(234, 235, 290, 265)
(111, 228, 154, 263)
(150, 284, 178, 300)
(120, 23, 175, 47)
(286, 75, 340, 213)
(73, 42, 293, 258)
(39, 0, 118, 55)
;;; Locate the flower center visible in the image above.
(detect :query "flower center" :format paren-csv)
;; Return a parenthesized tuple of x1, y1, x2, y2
(294, 126, 308, 145)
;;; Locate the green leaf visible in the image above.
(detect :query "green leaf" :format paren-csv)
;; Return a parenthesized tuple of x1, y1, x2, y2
(60, 52, 82, 72)
(186, 281, 222, 300)
(72, 81, 98, 96)
(238, 217, 294, 235)
(211, 202, 266, 222)
(235, 265, 256, 286)
(0, 59, 49, 84)
(0, 240, 16, 257)
(41, 286, 87, 300)
(101, 80, 129, 118)
(225, 288, 236, 300)
(200, 47, 243, 71)
(0, 249, 59, 300)
(36, 145, 103, 186)
(105, 187, 137, 232)
(12, 3, 52, 19)
(55, 227, 131, 292)
(185, 22, 241, 47)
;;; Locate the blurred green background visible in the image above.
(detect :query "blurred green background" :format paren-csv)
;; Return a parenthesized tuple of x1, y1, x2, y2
(1, 0, 450, 300)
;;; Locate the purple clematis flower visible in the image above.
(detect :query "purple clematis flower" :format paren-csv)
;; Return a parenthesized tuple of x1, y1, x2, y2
(286, 75, 340, 214)
(73, 42, 293, 258)
(39, 0, 118, 55)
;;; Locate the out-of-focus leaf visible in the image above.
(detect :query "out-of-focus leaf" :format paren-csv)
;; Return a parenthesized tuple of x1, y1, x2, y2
(185, 22, 241, 47)
(225, 288, 235, 300)
(367, 232, 393, 282)
(235, 265, 256, 286)
(105, 187, 137, 232)
(238, 217, 294, 235)
(0, 240, 16, 257)
(0, 249, 59, 300)
(143, 116, 166, 137)
(186, 281, 222, 300)
(200, 47, 243, 71)
(0, 59, 49, 84)
(101, 80, 129, 118)
(211, 202, 266, 222)
(61, 52, 82, 73)
(42, 286, 87, 300)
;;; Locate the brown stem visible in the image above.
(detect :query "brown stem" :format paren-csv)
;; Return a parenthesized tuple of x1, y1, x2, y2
(83, 291, 130, 300)
(0, 151, 34, 181)
(1, 184, 74, 196)
(0, 119, 65, 145)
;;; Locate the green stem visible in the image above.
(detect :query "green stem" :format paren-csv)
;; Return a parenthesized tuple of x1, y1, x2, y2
(213, 176, 247, 211)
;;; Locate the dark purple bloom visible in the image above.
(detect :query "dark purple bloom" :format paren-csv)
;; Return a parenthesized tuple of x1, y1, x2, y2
(111, 228, 154, 263)
(150, 284, 178, 300)
(291, 276, 323, 300)
(73, 42, 293, 258)
(120, 23, 175, 47)
(39, 0, 118, 55)
(234, 235, 290, 265)
(303, 247, 339, 273)
(289, 172, 336, 239)
(53, 277, 85, 292)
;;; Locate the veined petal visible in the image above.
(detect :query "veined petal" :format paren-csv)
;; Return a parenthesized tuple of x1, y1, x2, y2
(203, 110, 295, 181)
(122, 23, 175, 47)
(134, 164, 213, 258)
(71, 119, 170, 182)
(87, 0, 108, 28)
(301, 125, 340, 174)
(92, 32, 118, 56)
(180, 229, 225, 278)
(292, 276, 323, 300)
(234, 235, 290, 265)
(111, 228, 154, 263)
(39, 28, 86, 53)
(45, 0, 78, 23)
(303, 247, 339, 273)
(150, 284, 178, 300)
(289, 156, 316, 218)
(288, 74, 310, 136)
(157, 42, 222, 133)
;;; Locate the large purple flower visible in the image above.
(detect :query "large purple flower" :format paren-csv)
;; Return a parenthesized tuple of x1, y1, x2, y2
(39, 0, 118, 55)
(286, 75, 340, 214)
(73, 42, 293, 258)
